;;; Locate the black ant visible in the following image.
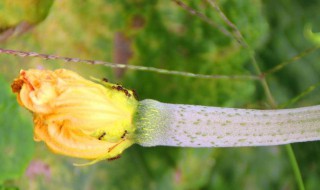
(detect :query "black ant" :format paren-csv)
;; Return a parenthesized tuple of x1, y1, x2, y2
(121, 130, 128, 139)
(113, 85, 123, 91)
(112, 85, 133, 98)
(103, 80, 138, 99)
(107, 155, 121, 161)
(111, 84, 122, 91)
(132, 89, 138, 100)
(98, 132, 106, 140)
(123, 89, 131, 97)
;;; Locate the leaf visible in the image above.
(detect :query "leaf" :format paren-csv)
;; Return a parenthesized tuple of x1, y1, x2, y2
(0, 0, 54, 41)
(304, 23, 320, 45)
(0, 75, 34, 184)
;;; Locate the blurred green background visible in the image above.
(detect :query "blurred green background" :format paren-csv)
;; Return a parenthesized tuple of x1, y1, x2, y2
(0, 0, 320, 189)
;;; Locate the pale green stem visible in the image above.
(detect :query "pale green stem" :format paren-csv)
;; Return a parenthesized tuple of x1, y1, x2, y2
(134, 99, 320, 147)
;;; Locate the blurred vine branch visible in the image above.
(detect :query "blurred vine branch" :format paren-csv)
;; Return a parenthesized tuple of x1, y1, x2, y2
(204, 0, 247, 47)
(171, 0, 233, 39)
(0, 48, 259, 80)
(264, 45, 320, 75)
(279, 81, 320, 109)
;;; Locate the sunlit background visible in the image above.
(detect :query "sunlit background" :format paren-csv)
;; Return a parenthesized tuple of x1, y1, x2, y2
(1, 0, 320, 189)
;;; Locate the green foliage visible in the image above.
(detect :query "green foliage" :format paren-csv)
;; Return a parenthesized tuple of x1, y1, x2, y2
(119, 0, 267, 106)
(260, 0, 320, 105)
(0, 76, 34, 184)
(0, 0, 54, 28)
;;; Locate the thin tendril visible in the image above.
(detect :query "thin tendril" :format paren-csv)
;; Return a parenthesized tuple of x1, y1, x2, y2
(264, 46, 320, 75)
(0, 48, 259, 80)
(279, 81, 320, 109)
(205, 0, 246, 47)
(171, 0, 233, 38)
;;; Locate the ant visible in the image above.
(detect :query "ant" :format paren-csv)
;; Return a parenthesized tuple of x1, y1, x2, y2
(112, 84, 132, 98)
(132, 89, 138, 100)
(98, 132, 106, 140)
(99, 130, 127, 141)
(102, 78, 138, 100)
(107, 155, 121, 161)
(121, 130, 128, 139)
(102, 78, 109, 82)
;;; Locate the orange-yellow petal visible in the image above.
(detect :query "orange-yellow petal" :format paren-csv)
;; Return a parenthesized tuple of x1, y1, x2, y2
(12, 69, 138, 163)
(34, 116, 132, 160)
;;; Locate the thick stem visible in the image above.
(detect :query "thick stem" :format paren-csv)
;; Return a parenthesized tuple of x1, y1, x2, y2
(134, 99, 320, 147)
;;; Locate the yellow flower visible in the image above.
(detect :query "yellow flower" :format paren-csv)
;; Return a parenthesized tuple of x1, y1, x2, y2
(11, 69, 138, 165)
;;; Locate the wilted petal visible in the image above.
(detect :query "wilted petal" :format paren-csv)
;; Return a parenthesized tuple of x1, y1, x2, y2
(12, 69, 138, 163)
